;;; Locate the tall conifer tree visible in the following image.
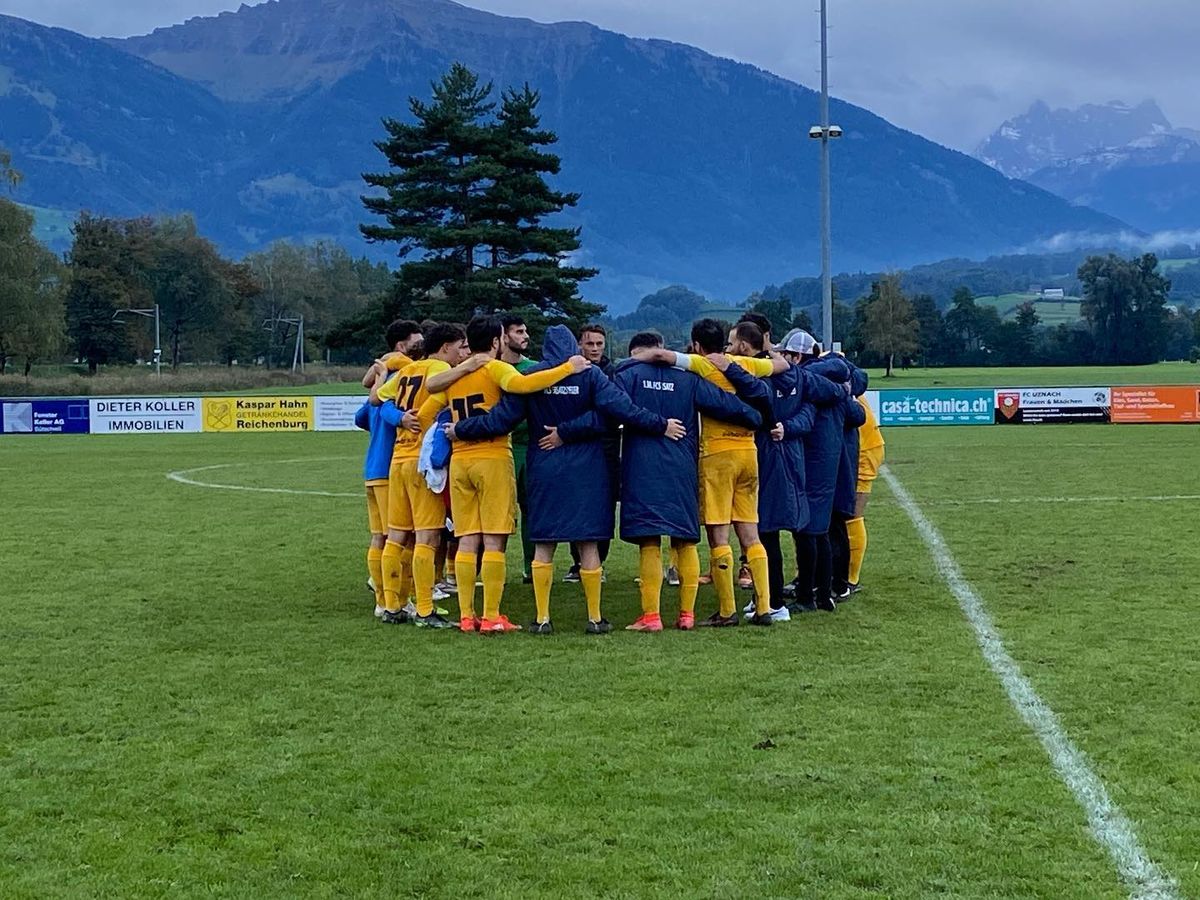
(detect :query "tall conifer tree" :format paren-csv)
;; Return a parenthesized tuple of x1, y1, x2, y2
(361, 64, 599, 333)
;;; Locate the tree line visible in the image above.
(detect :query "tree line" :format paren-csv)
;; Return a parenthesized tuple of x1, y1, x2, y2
(602, 255, 1198, 373)
(832, 255, 1197, 373)
(0, 200, 391, 376)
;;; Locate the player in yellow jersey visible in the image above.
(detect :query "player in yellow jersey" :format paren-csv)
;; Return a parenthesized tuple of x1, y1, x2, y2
(633, 318, 787, 626)
(417, 315, 590, 634)
(847, 395, 884, 592)
(371, 323, 475, 626)
(360, 319, 423, 391)
(359, 320, 423, 607)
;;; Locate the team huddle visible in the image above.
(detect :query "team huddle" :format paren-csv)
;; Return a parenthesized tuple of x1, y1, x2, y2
(355, 312, 884, 634)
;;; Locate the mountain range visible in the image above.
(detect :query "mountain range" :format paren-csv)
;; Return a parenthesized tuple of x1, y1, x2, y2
(976, 100, 1200, 233)
(1, 0, 1127, 309)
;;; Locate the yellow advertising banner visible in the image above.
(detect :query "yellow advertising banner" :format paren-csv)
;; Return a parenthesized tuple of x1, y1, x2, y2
(202, 397, 314, 432)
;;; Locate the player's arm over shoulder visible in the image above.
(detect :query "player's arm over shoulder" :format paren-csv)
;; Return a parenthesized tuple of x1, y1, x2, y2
(488, 358, 573, 393)
(416, 393, 448, 433)
(729, 354, 777, 377)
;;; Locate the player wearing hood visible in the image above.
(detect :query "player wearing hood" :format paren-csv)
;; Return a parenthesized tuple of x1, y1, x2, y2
(724, 328, 846, 621)
(830, 362, 869, 600)
(450, 324, 685, 634)
(416, 316, 591, 634)
(786, 334, 853, 613)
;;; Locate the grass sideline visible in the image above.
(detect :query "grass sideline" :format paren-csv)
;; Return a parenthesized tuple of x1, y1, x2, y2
(2, 426, 1198, 896)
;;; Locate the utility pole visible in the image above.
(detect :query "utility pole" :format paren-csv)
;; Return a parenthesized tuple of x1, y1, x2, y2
(113, 304, 162, 377)
(808, 0, 842, 350)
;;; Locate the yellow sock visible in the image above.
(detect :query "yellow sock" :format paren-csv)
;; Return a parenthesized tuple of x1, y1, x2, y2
(381, 539, 404, 612)
(711, 545, 735, 617)
(412, 543, 436, 617)
(397, 544, 414, 604)
(581, 567, 603, 622)
(481, 550, 507, 621)
(847, 516, 868, 585)
(367, 545, 384, 607)
(639, 545, 663, 616)
(532, 560, 553, 623)
(677, 543, 700, 614)
(455, 551, 478, 622)
(746, 542, 770, 615)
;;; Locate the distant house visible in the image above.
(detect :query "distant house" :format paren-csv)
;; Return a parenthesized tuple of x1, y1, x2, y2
(1041, 288, 1066, 300)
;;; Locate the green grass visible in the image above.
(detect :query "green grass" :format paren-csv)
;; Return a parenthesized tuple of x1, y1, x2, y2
(2, 426, 1198, 895)
(973, 293, 1083, 325)
(866, 361, 1199, 389)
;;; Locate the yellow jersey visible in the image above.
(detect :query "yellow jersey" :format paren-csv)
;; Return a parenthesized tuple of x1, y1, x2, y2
(419, 359, 575, 461)
(376, 357, 451, 462)
(383, 352, 412, 372)
(858, 396, 885, 452)
(683, 354, 775, 457)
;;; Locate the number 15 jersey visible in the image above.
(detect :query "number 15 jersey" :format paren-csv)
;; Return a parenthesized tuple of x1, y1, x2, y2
(419, 359, 576, 462)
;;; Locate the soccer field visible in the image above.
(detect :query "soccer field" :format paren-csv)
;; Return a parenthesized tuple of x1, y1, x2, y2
(2, 425, 1199, 897)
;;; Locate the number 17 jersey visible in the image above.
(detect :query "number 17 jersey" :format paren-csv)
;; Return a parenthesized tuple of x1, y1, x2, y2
(376, 357, 451, 462)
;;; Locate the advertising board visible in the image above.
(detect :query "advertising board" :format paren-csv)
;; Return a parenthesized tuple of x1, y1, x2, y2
(89, 397, 203, 434)
(0, 399, 90, 434)
(876, 389, 993, 426)
(994, 387, 1111, 424)
(1110, 386, 1200, 423)
(314, 396, 365, 432)
(201, 397, 314, 432)
(863, 390, 880, 422)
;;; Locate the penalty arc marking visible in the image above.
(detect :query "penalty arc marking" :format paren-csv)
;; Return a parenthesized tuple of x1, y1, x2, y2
(167, 457, 361, 498)
(881, 464, 1179, 900)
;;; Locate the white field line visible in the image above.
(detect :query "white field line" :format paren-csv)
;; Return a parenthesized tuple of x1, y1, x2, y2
(167, 457, 361, 498)
(896, 493, 1200, 506)
(881, 464, 1180, 900)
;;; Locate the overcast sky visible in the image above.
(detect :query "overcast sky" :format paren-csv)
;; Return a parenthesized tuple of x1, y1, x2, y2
(2, 0, 1195, 151)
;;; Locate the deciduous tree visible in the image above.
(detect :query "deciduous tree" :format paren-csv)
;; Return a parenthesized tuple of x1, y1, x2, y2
(861, 275, 918, 376)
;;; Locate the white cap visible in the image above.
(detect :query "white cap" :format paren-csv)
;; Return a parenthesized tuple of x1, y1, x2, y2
(781, 330, 818, 355)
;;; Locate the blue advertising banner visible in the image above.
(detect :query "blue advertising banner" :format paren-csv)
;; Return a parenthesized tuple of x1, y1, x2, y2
(0, 399, 91, 434)
(877, 389, 993, 426)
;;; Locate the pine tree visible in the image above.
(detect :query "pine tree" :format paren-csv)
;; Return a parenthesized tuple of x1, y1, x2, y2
(361, 64, 599, 335)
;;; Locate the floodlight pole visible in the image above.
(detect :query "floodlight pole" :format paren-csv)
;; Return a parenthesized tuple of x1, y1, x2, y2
(818, 0, 833, 350)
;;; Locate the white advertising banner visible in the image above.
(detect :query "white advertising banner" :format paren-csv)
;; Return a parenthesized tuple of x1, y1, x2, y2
(994, 387, 1111, 424)
(89, 397, 203, 433)
(864, 390, 880, 421)
(314, 396, 365, 432)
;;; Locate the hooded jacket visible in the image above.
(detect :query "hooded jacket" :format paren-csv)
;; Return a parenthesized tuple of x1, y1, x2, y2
(834, 363, 870, 516)
(594, 358, 762, 542)
(797, 354, 852, 534)
(451, 325, 668, 542)
(724, 361, 845, 533)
